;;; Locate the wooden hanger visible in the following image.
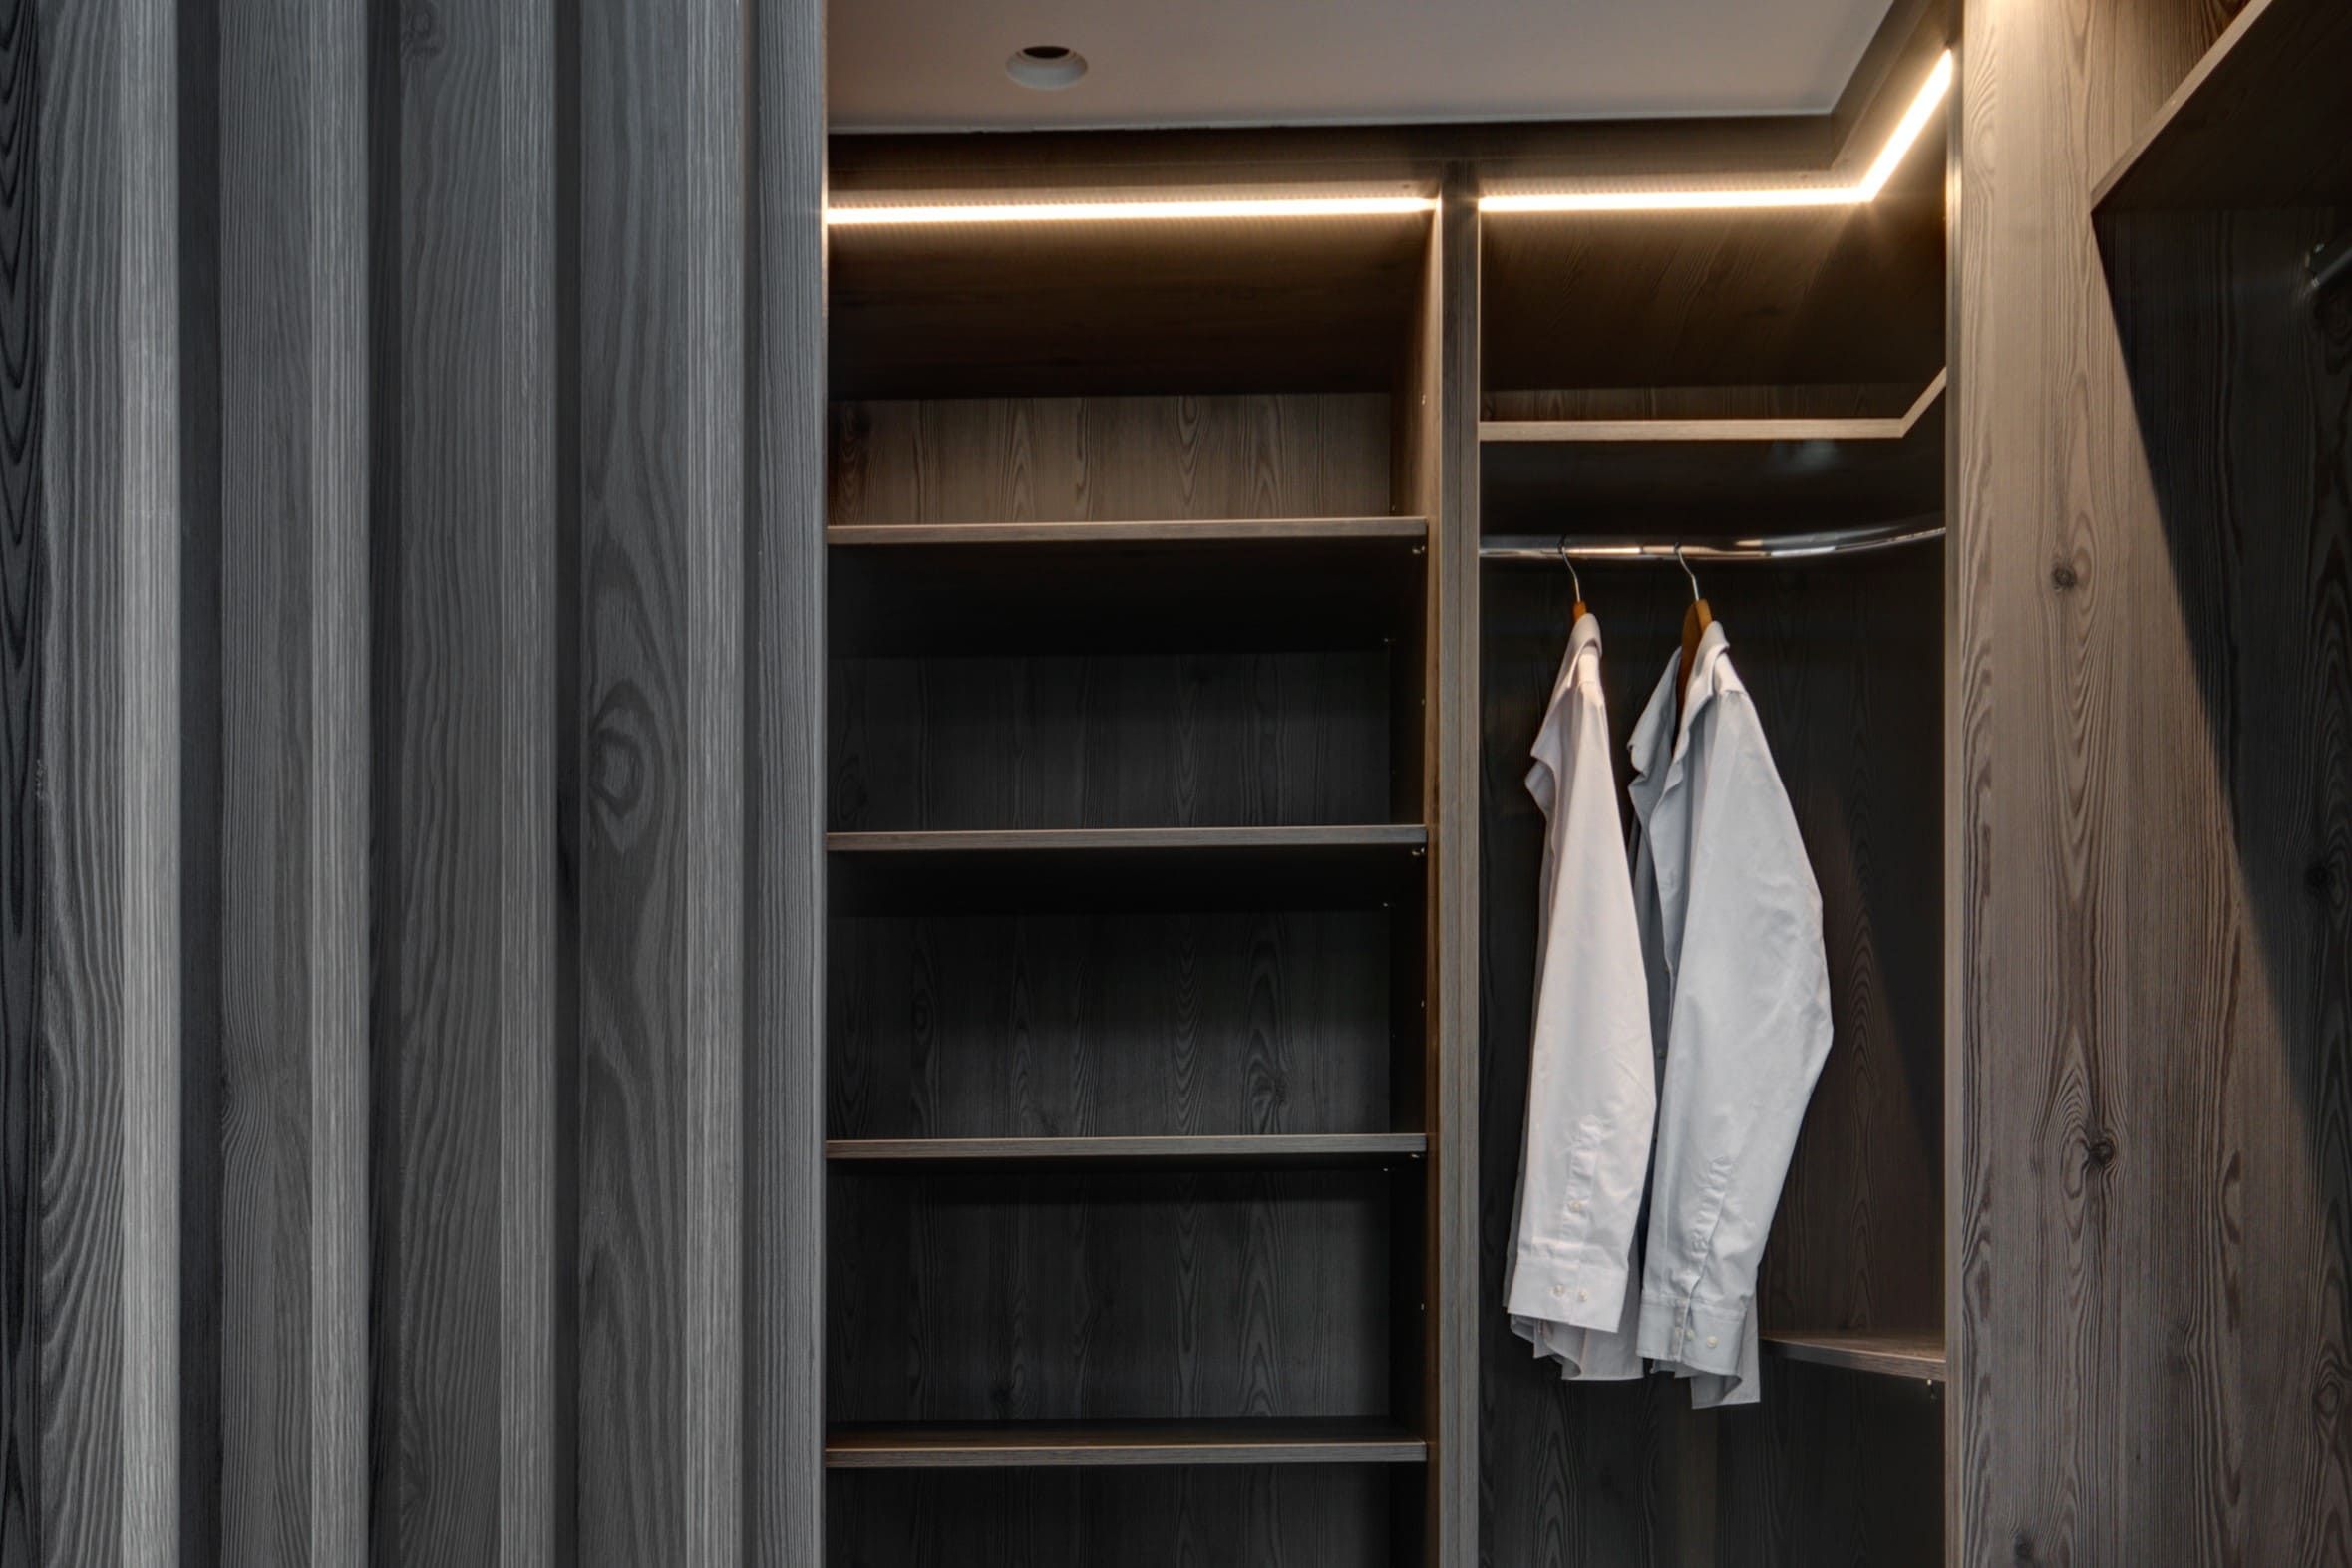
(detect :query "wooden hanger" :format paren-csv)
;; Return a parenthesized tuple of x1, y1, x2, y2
(1557, 536, 1587, 624)
(1674, 545, 1713, 721)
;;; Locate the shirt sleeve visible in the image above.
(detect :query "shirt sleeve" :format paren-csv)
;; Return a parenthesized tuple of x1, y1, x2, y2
(1505, 659, 1657, 1340)
(1634, 687, 1833, 1388)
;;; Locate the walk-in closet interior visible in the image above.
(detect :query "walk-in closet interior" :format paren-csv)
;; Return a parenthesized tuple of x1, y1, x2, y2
(6, 0, 2346, 1562)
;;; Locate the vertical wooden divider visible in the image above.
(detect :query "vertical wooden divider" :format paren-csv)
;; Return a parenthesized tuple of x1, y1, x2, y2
(1433, 165, 1483, 1568)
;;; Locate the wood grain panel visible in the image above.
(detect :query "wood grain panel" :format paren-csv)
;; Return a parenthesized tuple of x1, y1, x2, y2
(374, 0, 562, 1559)
(828, 911, 1393, 1141)
(828, 1168, 1395, 1425)
(2104, 204, 2351, 1565)
(831, 651, 1394, 831)
(828, 1464, 1410, 1567)
(576, 0, 751, 1556)
(34, 0, 180, 1557)
(210, 2, 373, 1558)
(1952, 0, 2348, 1561)
(745, 0, 828, 1559)
(1713, 1362, 1942, 1568)
(829, 395, 1394, 524)
(0, 0, 36, 1550)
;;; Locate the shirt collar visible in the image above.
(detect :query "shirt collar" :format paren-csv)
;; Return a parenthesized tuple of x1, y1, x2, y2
(1627, 620, 1733, 821)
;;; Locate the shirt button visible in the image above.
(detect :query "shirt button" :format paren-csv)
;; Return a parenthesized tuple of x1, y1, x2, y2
(1706, 1336, 1719, 1349)
(1550, 1285, 1564, 1298)
(1566, 1199, 1585, 1213)
(1577, 1290, 1589, 1304)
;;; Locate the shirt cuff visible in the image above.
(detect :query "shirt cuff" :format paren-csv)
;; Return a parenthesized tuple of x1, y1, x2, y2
(1635, 1290, 1748, 1375)
(1506, 1251, 1630, 1332)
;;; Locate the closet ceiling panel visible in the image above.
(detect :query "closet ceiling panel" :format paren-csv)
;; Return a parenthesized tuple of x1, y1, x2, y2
(829, 0, 1901, 132)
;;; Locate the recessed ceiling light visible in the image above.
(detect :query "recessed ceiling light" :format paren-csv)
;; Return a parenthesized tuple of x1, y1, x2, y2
(1007, 44, 1087, 91)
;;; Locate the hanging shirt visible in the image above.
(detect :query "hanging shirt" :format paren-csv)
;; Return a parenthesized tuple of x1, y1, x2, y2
(1505, 613, 1656, 1382)
(1626, 620, 1833, 1409)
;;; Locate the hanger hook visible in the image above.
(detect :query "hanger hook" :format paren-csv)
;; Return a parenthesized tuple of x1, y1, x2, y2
(1673, 543, 1701, 603)
(1556, 534, 1583, 603)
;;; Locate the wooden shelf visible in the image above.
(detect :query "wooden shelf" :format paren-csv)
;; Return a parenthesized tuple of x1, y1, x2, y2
(1762, 1329, 1946, 1382)
(2093, 0, 2352, 213)
(825, 1418, 1427, 1470)
(830, 520, 1428, 656)
(827, 1133, 1426, 1170)
(827, 824, 1429, 914)
(1481, 376, 1945, 536)
(829, 516, 1427, 547)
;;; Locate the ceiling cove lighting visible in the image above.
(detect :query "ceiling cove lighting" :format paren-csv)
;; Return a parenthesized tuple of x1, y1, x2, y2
(1481, 49, 1954, 216)
(826, 193, 1438, 227)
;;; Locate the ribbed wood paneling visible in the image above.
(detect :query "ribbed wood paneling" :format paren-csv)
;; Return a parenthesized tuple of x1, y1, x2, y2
(12, 0, 828, 1562)
(745, 0, 827, 1557)
(372, 0, 562, 1559)
(0, 0, 36, 1552)
(33, 0, 182, 1561)
(208, 1, 372, 1558)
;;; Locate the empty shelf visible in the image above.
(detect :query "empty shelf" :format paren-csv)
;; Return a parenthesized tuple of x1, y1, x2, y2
(1481, 378, 1945, 537)
(827, 1133, 1427, 1170)
(825, 1418, 1428, 1470)
(1761, 1329, 1946, 1382)
(827, 825, 1429, 915)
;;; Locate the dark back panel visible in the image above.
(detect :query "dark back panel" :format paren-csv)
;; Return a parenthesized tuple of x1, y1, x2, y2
(831, 652, 1397, 832)
(830, 1168, 1397, 1423)
(832, 394, 1396, 524)
(828, 1465, 1412, 1568)
(830, 912, 1396, 1140)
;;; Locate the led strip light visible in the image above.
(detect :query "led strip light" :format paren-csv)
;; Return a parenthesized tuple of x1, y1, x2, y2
(824, 51, 1953, 226)
(1482, 51, 1953, 215)
(825, 193, 1436, 226)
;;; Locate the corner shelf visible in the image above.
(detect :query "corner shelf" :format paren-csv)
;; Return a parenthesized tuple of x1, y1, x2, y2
(2092, 0, 2352, 213)
(827, 1133, 1425, 1170)
(1761, 1329, 1946, 1383)
(825, 1418, 1428, 1470)
(1480, 374, 1945, 536)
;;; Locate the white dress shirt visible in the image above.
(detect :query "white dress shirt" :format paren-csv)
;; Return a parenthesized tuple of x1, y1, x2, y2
(1505, 614, 1656, 1382)
(1627, 621, 1833, 1408)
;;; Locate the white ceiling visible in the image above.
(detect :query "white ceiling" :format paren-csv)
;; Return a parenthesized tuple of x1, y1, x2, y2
(830, 0, 1902, 133)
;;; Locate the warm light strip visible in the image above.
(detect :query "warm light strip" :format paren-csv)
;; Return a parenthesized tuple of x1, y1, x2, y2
(826, 194, 1437, 226)
(1481, 50, 1953, 215)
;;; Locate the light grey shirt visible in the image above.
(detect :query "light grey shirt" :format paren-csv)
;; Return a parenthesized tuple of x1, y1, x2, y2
(1626, 621, 1834, 1408)
(1505, 614, 1655, 1382)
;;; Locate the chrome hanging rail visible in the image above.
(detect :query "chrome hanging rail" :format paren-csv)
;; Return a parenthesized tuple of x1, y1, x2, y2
(1479, 517, 1945, 564)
